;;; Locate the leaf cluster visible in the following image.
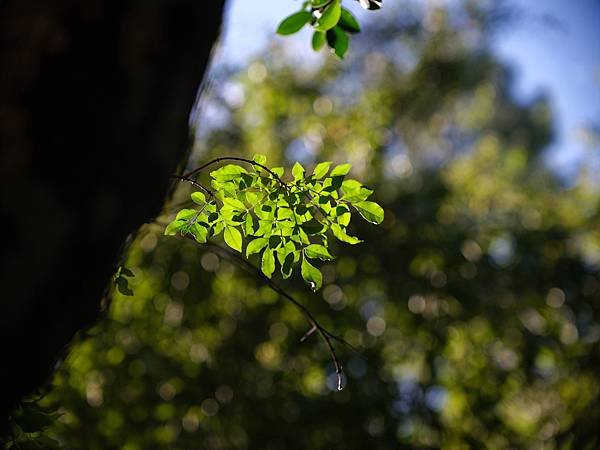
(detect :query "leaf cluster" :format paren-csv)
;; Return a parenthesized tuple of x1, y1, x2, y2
(166, 155, 383, 291)
(276, 0, 382, 59)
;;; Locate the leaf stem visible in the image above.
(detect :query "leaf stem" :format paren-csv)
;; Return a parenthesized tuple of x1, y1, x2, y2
(203, 242, 356, 390)
(183, 157, 289, 189)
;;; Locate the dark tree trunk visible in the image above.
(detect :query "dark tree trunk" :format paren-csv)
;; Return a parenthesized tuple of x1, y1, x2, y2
(0, 0, 225, 420)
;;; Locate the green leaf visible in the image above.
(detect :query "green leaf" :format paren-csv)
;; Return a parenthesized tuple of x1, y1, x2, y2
(183, 222, 206, 243)
(246, 237, 268, 257)
(116, 277, 134, 296)
(277, 11, 312, 35)
(312, 31, 326, 51)
(268, 235, 282, 249)
(245, 191, 260, 206)
(341, 179, 361, 192)
(244, 213, 255, 235)
(272, 167, 285, 177)
(341, 179, 373, 202)
(326, 26, 349, 59)
(211, 164, 248, 182)
(277, 240, 296, 265)
(305, 244, 334, 260)
(331, 223, 362, 244)
(311, 0, 330, 7)
(176, 209, 197, 220)
(224, 226, 243, 252)
(223, 197, 246, 211)
(190, 223, 208, 243)
(253, 153, 267, 166)
(213, 220, 225, 236)
(281, 252, 295, 279)
(262, 249, 276, 278)
(120, 267, 134, 277)
(354, 201, 384, 224)
(301, 256, 323, 291)
(256, 219, 273, 237)
(277, 207, 293, 220)
(312, 161, 331, 179)
(301, 219, 325, 235)
(330, 163, 352, 177)
(164, 220, 185, 236)
(337, 210, 351, 226)
(315, 0, 341, 32)
(292, 162, 305, 182)
(338, 7, 360, 33)
(191, 191, 206, 205)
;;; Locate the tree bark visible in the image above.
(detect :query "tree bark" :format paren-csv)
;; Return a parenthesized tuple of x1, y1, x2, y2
(0, 0, 225, 420)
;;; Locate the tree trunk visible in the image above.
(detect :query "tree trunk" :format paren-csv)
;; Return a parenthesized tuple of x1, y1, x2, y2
(0, 0, 225, 420)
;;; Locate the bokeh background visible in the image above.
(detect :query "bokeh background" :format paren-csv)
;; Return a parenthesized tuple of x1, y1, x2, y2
(38, 1, 600, 448)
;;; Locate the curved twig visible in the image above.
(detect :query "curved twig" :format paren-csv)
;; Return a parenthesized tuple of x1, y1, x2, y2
(170, 174, 215, 197)
(202, 242, 355, 391)
(183, 157, 288, 189)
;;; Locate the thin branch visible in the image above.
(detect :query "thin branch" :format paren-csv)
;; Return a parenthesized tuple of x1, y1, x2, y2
(170, 174, 215, 197)
(202, 241, 353, 391)
(300, 325, 317, 342)
(183, 157, 288, 189)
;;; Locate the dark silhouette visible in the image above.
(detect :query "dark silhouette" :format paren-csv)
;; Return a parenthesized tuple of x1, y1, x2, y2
(0, 0, 225, 421)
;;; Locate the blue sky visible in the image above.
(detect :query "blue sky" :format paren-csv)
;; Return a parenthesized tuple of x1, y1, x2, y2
(493, 0, 600, 177)
(217, 0, 600, 179)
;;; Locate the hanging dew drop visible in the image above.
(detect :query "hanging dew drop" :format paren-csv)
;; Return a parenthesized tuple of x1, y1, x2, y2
(337, 374, 343, 391)
(310, 281, 317, 292)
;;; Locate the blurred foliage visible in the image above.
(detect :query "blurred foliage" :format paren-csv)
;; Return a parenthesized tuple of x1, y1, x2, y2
(35, 1, 600, 449)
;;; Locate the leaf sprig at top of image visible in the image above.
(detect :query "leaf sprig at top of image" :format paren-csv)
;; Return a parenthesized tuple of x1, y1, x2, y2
(276, 0, 382, 59)
(166, 155, 383, 291)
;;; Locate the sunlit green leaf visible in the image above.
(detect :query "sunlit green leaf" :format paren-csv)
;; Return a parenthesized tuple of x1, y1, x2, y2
(261, 248, 276, 278)
(292, 162, 305, 182)
(330, 163, 352, 177)
(354, 201, 384, 224)
(252, 154, 267, 166)
(342, 184, 373, 202)
(271, 167, 285, 177)
(312, 31, 326, 51)
(223, 197, 246, 211)
(277, 11, 312, 36)
(211, 164, 248, 182)
(164, 220, 185, 236)
(331, 223, 362, 244)
(176, 209, 196, 221)
(301, 256, 323, 291)
(244, 213, 255, 235)
(315, 0, 341, 32)
(190, 223, 208, 243)
(191, 191, 206, 205)
(304, 244, 334, 260)
(224, 226, 243, 252)
(312, 161, 331, 179)
(246, 237, 268, 257)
